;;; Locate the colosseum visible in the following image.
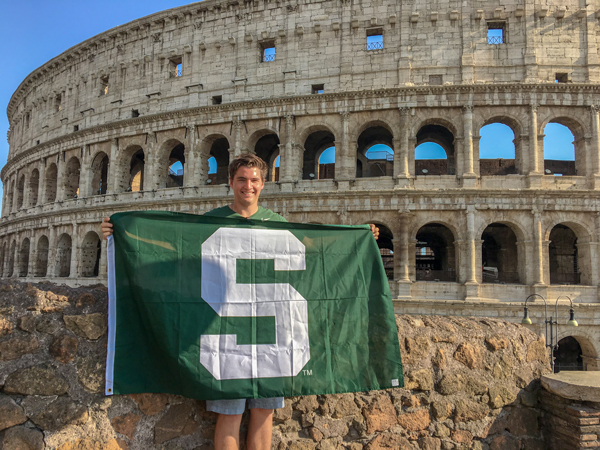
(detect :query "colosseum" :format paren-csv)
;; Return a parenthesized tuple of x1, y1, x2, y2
(2, 0, 600, 371)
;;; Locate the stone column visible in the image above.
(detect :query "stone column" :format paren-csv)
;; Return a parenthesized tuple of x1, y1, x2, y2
(462, 105, 477, 187)
(233, 117, 244, 157)
(464, 206, 479, 300)
(11, 174, 19, 212)
(21, 172, 30, 210)
(69, 223, 78, 278)
(13, 234, 20, 279)
(532, 209, 545, 285)
(336, 112, 353, 181)
(79, 145, 91, 198)
(280, 115, 295, 187)
(99, 238, 108, 278)
(397, 211, 412, 299)
(596, 212, 600, 300)
(46, 226, 57, 278)
(144, 132, 157, 191)
(528, 104, 543, 187)
(395, 107, 411, 187)
(106, 138, 118, 195)
(590, 106, 600, 188)
(28, 236, 37, 278)
(38, 162, 46, 205)
(184, 125, 197, 188)
(56, 154, 66, 202)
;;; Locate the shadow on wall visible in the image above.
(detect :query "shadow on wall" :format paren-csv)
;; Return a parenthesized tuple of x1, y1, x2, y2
(0, 281, 551, 449)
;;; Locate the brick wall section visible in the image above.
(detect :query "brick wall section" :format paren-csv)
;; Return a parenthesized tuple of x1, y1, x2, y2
(0, 280, 553, 450)
(539, 390, 600, 450)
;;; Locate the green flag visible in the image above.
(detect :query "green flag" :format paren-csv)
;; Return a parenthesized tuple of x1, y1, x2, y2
(105, 211, 403, 399)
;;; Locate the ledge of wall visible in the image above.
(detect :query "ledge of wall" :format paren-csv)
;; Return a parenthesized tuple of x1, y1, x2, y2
(0, 281, 551, 449)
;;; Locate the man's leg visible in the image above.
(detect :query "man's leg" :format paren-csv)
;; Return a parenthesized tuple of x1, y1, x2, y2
(247, 408, 273, 450)
(207, 399, 247, 450)
(214, 413, 243, 450)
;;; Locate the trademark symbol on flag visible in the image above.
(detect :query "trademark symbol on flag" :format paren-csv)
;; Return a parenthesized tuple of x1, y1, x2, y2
(302, 370, 313, 376)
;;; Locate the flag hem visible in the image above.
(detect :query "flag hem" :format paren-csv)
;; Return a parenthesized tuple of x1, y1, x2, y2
(105, 235, 117, 396)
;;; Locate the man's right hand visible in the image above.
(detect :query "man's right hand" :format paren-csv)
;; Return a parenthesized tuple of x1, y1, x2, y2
(101, 217, 113, 240)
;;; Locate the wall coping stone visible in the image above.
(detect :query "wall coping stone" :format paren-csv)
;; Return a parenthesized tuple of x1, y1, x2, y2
(541, 372, 600, 402)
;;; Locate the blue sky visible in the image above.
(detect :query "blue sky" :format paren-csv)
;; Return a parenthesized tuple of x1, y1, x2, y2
(0, 1, 577, 200)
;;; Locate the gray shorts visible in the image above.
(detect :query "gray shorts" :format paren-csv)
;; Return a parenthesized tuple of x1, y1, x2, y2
(206, 397, 285, 415)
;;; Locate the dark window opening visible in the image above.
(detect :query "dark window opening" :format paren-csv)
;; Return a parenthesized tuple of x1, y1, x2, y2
(73, 125, 79, 132)
(556, 73, 570, 83)
(312, 84, 324, 94)
(55, 94, 62, 112)
(429, 75, 443, 85)
(487, 22, 505, 44)
(169, 57, 183, 78)
(366, 29, 383, 50)
(553, 337, 584, 373)
(36, 140, 40, 145)
(100, 75, 109, 96)
(261, 42, 276, 62)
(212, 95, 222, 105)
(131, 109, 140, 118)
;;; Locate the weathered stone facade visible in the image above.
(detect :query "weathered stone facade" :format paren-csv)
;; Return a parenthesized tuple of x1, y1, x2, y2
(2, 0, 600, 368)
(0, 280, 551, 449)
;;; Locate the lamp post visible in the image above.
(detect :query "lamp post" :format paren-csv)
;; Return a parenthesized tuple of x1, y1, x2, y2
(522, 294, 578, 372)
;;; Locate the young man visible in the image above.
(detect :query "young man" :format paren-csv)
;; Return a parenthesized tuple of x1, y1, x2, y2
(101, 153, 378, 450)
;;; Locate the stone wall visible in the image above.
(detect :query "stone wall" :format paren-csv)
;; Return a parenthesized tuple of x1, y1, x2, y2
(0, 280, 551, 449)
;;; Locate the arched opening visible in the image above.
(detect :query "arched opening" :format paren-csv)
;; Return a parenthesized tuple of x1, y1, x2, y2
(64, 157, 81, 199)
(254, 134, 280, 182)
(553, 336, 583, 372)
(415, 223, 456, 281)
(208, 138, 230, 185)
(16, 175, 25, 209)
(356, 126, 394, 178)
(7, 241, 16, 277)
(549, 224, 580, 285)
(80, 231, 101, 277)
(373, 223, 394, 280)
(56, 234, 72, 277)
(18, 238, 30, 277)
(91, 152, 109, 195)
(129, 149, 145, 192)
(44, 163, 58, 203)
(318, 147, 335, 179)
(479, 123, 517, 175)
(273, 156, 280, 182)
(415, 124, 455, 175)
(29, 169, 39, 206)
(543, 122, 576, 176)
(303, 130, 335, 180)
(166, 143, 185, 188)
(481, 223, 520, 283)
(35, 236, 49, 277)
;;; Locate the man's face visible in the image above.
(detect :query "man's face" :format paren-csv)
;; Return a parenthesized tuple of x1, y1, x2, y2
(230, 166, 265, 208)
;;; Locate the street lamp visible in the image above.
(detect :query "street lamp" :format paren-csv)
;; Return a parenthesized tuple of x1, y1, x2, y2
(521, 294, 578, 371)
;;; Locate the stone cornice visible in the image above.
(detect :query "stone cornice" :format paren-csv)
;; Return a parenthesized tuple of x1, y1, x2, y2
(5, 83, 600, 179)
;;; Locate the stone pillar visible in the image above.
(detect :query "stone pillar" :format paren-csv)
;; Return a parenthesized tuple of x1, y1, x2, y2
(528, 104, 543, 188)
(394, 107, 411, 187)
(56, 154, 66, 202)
(13, 234, 20, 279)
(336, 112, 353, 181)
(28, 236, 37, 278)
(397, 212, 412, 299)
(533, 210, 545, 285)
(99, 238, 108, 278)
(11, 174, 19, 212)
(184, 125, 197, 188)
(144, 133, 157, 192)
(106, 138, 118, 195)
(464, 206, 479, 300)
(21, 172, 30, 210)
(233, 117, 244, 157)
(46, 226, 57, 278)
(462, 105, 477, 187)
(590, 106, 600, 188)
(38, 162, 46, 205)
(69, 223, 78, 278)
(280, 115, 295, 186)
(79, 145, 91, 198)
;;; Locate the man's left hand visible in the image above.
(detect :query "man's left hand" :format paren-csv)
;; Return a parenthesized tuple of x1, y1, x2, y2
(369, 224, 379, 240)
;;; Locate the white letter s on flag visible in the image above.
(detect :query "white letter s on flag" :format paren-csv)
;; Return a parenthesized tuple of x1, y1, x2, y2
(200, 228, 310, 380)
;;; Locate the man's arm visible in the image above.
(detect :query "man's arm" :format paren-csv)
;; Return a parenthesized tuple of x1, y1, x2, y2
(101, 217, 113, 239)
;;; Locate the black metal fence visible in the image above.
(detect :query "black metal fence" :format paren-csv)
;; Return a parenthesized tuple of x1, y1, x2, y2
(416, 269, 456, 282)
(488, 36, 503, 44)
(367, 41, 384, 51)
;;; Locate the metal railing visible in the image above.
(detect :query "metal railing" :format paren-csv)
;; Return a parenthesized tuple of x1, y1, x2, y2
(482, 271, 520, 284)
(366, 151, 394, 161)
(263, 53, 275, 62)
(550, 272, 581, 285)
(488, 36, 504, 44)
(366, 41, 383, 51)
(416, 269, 456, 282)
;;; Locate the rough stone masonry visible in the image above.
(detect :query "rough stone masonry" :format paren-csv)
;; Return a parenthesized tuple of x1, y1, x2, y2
(0, 280, 551, 449)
